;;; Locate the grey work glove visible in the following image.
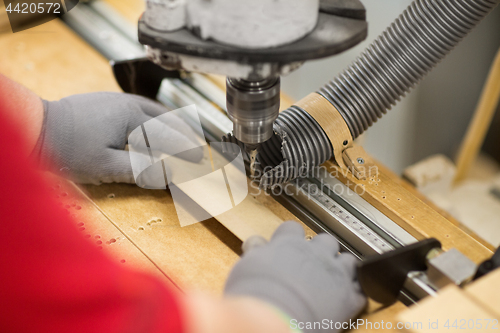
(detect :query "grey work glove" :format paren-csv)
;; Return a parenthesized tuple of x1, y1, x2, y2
(32, 92, 203, 185)
(225, 221, 367, 333)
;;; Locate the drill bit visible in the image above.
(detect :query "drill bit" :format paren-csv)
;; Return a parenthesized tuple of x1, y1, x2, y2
(221, 133, 260, 179)
(245, 143, 259, 178)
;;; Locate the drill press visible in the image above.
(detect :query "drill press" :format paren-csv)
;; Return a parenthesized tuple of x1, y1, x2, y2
(138, 0, 368, 175)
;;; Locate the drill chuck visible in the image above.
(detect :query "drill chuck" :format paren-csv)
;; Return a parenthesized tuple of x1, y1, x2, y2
(226, 77, 280, 146)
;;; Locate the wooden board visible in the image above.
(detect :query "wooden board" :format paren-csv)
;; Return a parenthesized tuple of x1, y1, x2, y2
(398, 284, 499, 333)
(80, 182, 242, 293)
(465, 268, 500, 318)
(399, 164, 495, 252)
(43, 173, 179, 289)
(0, 20, 121, 99)
(454, 48, 500, 183)
(398, 269, 500, 333)
(388, 161, 495, 251)
(0, 2, 11, 33)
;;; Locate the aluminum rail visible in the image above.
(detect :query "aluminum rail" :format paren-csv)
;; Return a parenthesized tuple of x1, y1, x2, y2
(60, 2, 439, 304)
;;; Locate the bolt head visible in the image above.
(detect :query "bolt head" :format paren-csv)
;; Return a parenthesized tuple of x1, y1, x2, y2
(357, 157, 365, 164)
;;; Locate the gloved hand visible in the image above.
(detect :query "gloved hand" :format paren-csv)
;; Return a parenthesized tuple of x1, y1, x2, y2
(31, 92, 203, 185)
(225, 221, 367, 333)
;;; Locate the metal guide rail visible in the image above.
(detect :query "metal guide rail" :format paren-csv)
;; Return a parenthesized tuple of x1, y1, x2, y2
(61, 1, 439, 304)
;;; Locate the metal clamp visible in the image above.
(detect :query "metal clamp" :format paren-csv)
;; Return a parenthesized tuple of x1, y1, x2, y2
(357, 238, 441, 305)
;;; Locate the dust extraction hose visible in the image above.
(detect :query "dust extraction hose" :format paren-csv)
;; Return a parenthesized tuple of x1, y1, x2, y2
(257, 0, 499, 189)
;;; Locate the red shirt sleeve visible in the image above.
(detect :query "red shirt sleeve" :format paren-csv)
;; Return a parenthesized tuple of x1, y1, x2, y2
(0, 104, 184, 333)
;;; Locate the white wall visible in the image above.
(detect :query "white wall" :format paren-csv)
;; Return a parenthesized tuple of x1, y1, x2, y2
(281, 1, 500, 174)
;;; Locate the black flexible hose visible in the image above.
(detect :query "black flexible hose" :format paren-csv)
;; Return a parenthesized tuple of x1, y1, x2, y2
(320, 0, 498, 138)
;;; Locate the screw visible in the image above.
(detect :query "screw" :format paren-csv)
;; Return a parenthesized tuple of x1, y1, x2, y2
(357, 157, 365, 164)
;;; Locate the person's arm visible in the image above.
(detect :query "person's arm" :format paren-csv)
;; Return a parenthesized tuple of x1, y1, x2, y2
(0, 73, 44, 153)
